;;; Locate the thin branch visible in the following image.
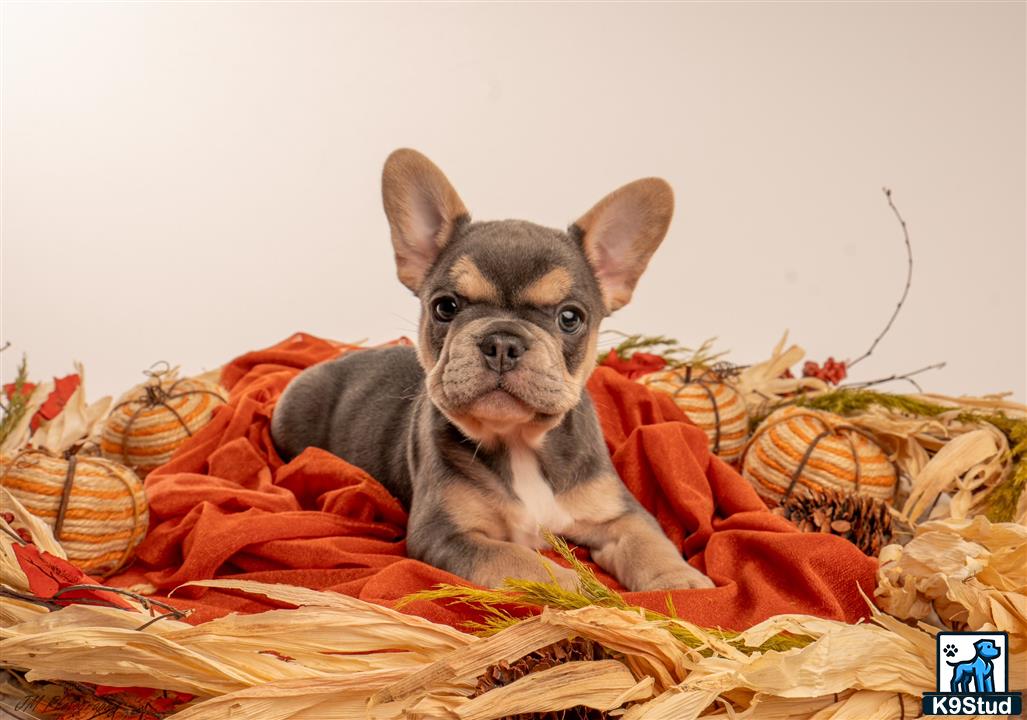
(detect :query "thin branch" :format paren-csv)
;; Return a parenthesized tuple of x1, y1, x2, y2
(848, 188, 914, 368)
(842, 361, 946, 392)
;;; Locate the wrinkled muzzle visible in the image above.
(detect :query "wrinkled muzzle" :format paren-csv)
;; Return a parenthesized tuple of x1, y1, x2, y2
(426, 317, 582, 428)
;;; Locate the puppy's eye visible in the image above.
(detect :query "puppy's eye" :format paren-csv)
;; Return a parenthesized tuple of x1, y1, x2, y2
(432, 296, 460, 322)
(557, 307, 584, 334)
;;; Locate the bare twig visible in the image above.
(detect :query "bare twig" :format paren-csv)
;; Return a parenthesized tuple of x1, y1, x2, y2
(842, 361, 946, 393)
(848, 188, 914, 368)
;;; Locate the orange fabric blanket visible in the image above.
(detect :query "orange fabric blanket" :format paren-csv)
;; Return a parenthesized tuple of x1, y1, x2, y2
(109, 333, 878, 629)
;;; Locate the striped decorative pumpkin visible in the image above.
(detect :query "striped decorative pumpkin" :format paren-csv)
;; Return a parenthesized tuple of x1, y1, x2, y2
(0, 450, 148, 575)
(741, 406, 897, 505)
(101, 376, 225, 478)
(639, 369, 749, 463)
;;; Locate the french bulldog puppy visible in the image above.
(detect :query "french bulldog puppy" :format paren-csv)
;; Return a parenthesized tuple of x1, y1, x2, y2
(271, 149, 713, 592)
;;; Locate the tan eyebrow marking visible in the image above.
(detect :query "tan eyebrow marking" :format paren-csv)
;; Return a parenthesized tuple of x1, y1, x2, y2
(517, 267, 573, 306)
(449, 255, 501, 304)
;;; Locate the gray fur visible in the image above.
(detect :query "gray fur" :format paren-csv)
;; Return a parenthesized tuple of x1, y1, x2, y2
(271, 149, 714, 591)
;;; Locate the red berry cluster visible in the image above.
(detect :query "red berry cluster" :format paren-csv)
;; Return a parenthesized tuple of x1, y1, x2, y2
(802, 357, 848, 385)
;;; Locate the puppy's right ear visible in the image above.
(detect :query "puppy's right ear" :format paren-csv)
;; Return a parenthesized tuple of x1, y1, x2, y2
(382, 149, 469, 293)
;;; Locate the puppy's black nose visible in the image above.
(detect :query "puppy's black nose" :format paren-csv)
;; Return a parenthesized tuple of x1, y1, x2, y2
(479, 333, 526, 373)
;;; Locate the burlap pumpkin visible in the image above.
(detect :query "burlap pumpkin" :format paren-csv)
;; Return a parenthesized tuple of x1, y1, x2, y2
(101, 373, 225, 478)
(1, 449, 147, 576)
(640, 368, 749, 463)
(741, 406, 897, 505)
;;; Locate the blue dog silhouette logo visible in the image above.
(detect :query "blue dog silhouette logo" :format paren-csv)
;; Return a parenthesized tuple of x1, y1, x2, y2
(924, 631, 1022, 716)
(947, 638, 1001, 693)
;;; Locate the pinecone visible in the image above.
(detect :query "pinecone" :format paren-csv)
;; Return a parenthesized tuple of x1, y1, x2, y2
(471, 638, 616, 720)
(771, 487, 893, 556)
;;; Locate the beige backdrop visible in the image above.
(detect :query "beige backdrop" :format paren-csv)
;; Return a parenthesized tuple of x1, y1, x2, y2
(2, 2, 1025, 401)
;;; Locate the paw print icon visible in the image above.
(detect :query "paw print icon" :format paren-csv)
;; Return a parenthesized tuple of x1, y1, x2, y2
(943, 643, 958, 658)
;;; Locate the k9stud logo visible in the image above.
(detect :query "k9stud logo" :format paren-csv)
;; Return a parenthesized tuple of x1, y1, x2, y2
(923, 632, 1022, 716)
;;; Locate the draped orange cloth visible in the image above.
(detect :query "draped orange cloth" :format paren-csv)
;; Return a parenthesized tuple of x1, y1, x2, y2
(109, 333, 878, 629)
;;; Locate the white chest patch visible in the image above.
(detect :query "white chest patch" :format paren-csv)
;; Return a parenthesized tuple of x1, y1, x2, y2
(507, 444, 573, 548)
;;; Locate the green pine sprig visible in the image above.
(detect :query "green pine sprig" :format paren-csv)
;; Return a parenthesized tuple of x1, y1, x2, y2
(599, 331, 727, 370)
(0, 353, 31, 447)
(401, 532, 810, 654)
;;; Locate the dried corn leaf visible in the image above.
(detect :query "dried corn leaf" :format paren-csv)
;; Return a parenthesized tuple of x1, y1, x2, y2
(1, 486, 69, 599)
(876, 515, 1027, 690)
(1, 624, 291, 695)
(681, 613, 934, 698)
(877, 517, 1026, 625)
(916, 393, 1027, 416)
(704, 693, 843, 719)
(1, 603, 188, 634)
(405, 660, 653, 720)
(540, 605, 692, 690)
(180, 579, 471, 654)
(900, 429, 1000, 524)
(372, 614, 569, 704)
(28, 363, 111, 455)
(0, 595, 47, 627)
(829, 691, 922, 720)
(167, 669, 437, 720)
(1, 599, 474, 696)
(0, 487, 66, 563)
(735, 333, 828, 416)
(619, 686, 717, 720)
(458, 659, 652, 719)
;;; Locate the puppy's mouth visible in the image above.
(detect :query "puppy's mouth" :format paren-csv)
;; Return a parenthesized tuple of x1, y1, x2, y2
(425, 319, 583, 439)
(467, 387, 536, 424)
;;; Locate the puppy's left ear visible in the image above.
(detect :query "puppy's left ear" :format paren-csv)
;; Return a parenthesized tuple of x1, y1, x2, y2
(382, 149, 470, 293)
(573, 178, 674, 312)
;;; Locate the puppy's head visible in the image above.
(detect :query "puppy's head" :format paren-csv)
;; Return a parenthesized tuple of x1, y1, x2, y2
(382, 148, 673, 445)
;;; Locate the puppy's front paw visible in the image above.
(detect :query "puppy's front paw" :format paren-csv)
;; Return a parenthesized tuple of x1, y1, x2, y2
(478, 560, 579, 592)
(514, 561, 579, 592)
(545, 562, 581, 592)
(643, 565, 715, 591)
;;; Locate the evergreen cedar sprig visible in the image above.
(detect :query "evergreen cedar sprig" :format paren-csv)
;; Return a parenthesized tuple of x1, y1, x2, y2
(0, 353, 30, 446)
(599, 331, 727, 369)
(977, 412, 1027, 522)
(401, 531, 811, 655)
(796, 389, 951, 417)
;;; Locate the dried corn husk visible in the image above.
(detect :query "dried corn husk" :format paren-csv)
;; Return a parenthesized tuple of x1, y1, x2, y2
(619, 686, 718, 720)
(0, 487, 67, 566)
(539, 605, 693, 690)
(680, 609, 935, 699)
(734, 333, 829, 417)
(1, 596, 473, 697)
(181, 578, 471, 654)
(899, 429, 1003, 523)
(27, 363, 112, 455)
(403, 660, 653, 720)
(876, 515, 1027, 692)
(916, 392, 1026, 415)
(167, 669, 448, 720)
(371, 614, 570, 705)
